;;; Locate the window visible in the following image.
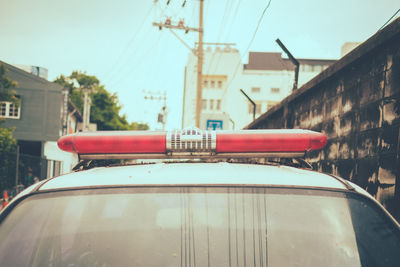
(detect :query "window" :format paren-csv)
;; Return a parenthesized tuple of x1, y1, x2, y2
(216, 100, 221, 110)
(0, 101, 21, 119)
(314, 65, 322, 72)
(217, 81, 222, 88)
(209, 99, 214, 110)
(248, 103, 261, 114)
(248, 103, 253, 114)
(0, 103, 6, 117)
(202, 99, 207, 110)
(3, 188, 398, 267)
(251, 87, 261, 93)
(256, 103, 261, 114)
(270, 88, 280, 94)
(304, 65, 312, 72)
(203, 80, 208, 88)
(210, 81, 215, 88)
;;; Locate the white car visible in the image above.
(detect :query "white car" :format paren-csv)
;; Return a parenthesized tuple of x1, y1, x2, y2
(0, 129, 399, 267)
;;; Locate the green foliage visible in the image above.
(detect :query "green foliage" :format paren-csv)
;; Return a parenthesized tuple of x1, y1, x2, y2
(0, 64, 18, 103)
(0, 127, 17, 191)
(54, 71, 148, 131)
(131, 122, 149, 130)
(70, 71, 99, 89)
(0, 127, 16, 153)
(0, 65, 19, 190)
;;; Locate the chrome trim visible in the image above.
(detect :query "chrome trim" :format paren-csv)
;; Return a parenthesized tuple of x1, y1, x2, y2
(80, 152, 305, 160)
(166, 128, 216, 152)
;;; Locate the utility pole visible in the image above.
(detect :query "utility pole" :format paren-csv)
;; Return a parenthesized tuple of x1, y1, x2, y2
(82, 88, 92, 131)
(144, 90, 168, 130)
(15, 145, 20, 187)
(195, 0, 204, 128)
(61, 87, 69, 135)
(152, 0, 204, 127)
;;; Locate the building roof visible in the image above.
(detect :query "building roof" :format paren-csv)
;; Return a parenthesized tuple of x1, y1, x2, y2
(0, 61, 62, 92)
(245, 18, 400, 129)
(68, 99, 83, 121)
(244, 52, 336, 71)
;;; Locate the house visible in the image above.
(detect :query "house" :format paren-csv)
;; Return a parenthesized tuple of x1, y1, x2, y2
(0, 61, 81, 183)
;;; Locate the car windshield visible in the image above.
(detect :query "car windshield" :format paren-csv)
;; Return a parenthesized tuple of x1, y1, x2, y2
(0, 187, 399, 267)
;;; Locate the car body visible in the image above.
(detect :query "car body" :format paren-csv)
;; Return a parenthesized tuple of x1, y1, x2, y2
(0, 129, 399, 266)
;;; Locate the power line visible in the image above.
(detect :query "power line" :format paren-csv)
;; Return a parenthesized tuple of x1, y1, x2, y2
(101, 4, 155, 80)
(204, 0, 232, 76)
(106, 29, 160, 86)
(108, 32, 164, 88)
(379, 8, 400, 31)
(243, 0, 272, 55)
(223, 0, 242, 42)
(221, 0, 272, 102)
(210, 0, 242, 75)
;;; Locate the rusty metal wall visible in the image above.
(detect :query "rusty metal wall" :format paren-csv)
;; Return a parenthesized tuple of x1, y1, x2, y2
(247, 18, 400, 221)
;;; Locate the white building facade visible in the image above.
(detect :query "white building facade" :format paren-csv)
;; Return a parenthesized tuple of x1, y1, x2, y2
(182, 45, 336, 130)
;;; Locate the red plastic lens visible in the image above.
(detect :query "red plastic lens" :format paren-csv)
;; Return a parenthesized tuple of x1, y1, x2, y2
(216, 130, 327, 153)
(58, 129, 327, 157)
(58, 131, 166, 154)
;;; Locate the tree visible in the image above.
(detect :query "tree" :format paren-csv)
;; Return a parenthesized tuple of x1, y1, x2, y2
(0, 64, 18, 103)
(0, 127, 17, 191)
(0, 65, 18, 191)
(0, 127, 16, 152)
(54, 71, 148, 131)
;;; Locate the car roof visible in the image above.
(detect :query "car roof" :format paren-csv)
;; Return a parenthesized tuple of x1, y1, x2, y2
(36, 162, 350, 191)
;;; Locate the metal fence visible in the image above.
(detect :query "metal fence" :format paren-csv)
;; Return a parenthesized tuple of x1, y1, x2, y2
(0, 151, 47, 198)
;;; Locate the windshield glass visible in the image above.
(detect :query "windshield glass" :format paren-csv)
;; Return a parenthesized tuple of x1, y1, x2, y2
(0, 187, 399, 267)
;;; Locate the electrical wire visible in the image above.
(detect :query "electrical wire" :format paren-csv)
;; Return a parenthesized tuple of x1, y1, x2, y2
(101, 4, 155, 80)
(221, 0, 273, 102)
(222, 0, 272, 107)
(108, 31, 164, 88)
(105, 19, 158, 86)
(204, 0, 232, 76)
(244, 0, 272, 55)
(224, 0, 242, 42)
(210, 0, 242, 75)
(379, 8, 400, 31)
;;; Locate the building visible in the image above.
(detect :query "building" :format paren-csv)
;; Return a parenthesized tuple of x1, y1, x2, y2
(340, 42, 361, 57)
(11, 64, 49, 80)
(182, 45, 336, 130)
(0, 61, 81, 183)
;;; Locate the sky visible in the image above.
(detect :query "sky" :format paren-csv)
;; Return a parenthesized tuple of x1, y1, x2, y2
(0, 0, 399, 130)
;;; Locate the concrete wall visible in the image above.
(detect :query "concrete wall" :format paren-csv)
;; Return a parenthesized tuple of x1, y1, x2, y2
(246, 18, 400, 221)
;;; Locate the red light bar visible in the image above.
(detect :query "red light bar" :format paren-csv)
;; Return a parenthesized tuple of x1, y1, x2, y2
(57, 129, 327, 159)
(216, 130, 327, 153)
(57, 131, 166, 154)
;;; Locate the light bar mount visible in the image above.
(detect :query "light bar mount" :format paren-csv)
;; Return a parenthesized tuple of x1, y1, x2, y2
(166, 128, 216, 156)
